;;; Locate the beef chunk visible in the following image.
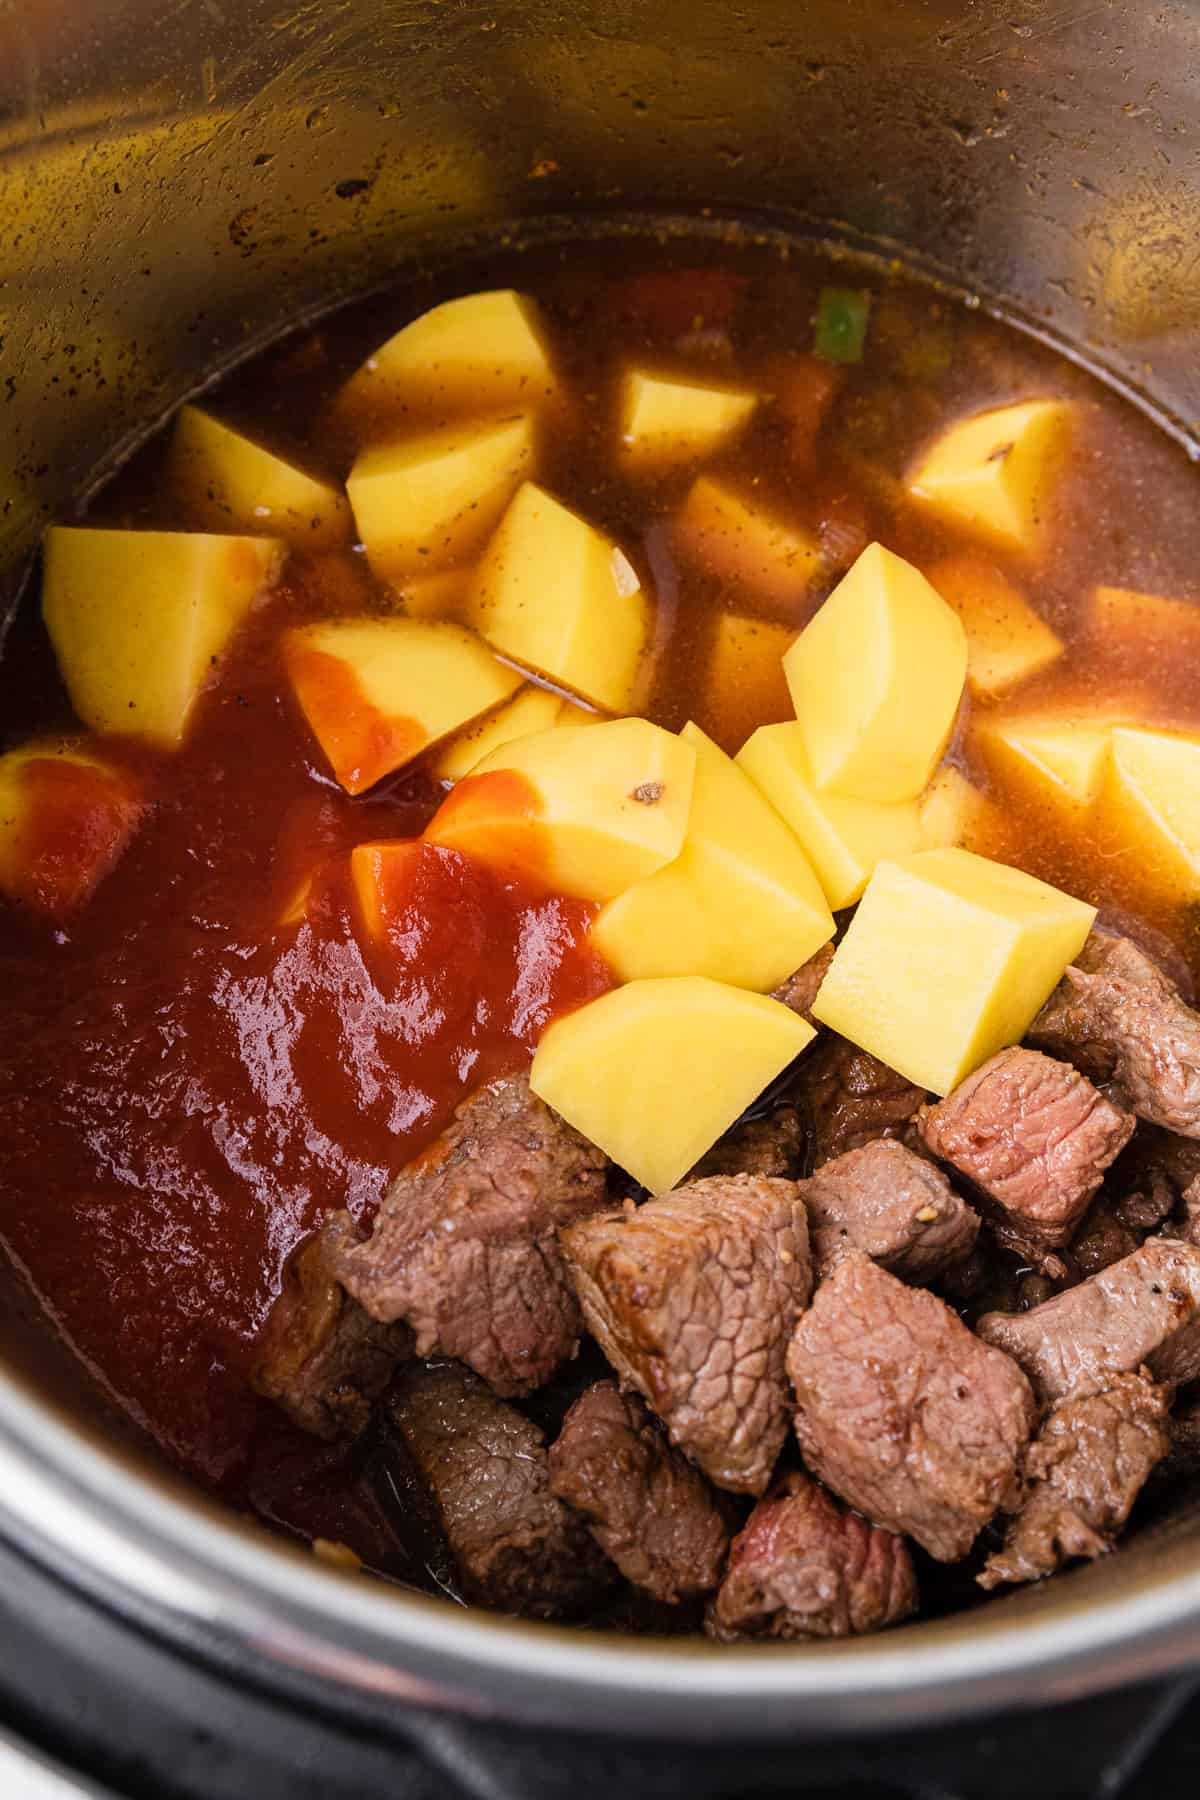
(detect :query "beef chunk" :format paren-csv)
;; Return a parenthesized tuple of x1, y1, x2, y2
(707, 1470, 917, 1642)
(1156, 1394, 1200, 1483)
(917, 1048, 1134, 1253)
(979, 1372, 1170, 1589)
(1030, 931, 1200, 1139)
(802, 1139, 979, 1284)
(1068, 1204, 1140, 1282)
(336, 1074, 609, 1397)
(795, 1033, 927, 1168)
(1109, 1127, 1200, 1232)
(771, 941, 837, 1024)
(787, 1256, 1036, 1561)
(387, 1360, 613, 1618)
(691, 1105, 805, 1181)
(253, 1215, 414, 1440)
(548, 1382, 731, 1603)
(561, 1174, 811, 1494)
(978, 1238, 1200, 1403)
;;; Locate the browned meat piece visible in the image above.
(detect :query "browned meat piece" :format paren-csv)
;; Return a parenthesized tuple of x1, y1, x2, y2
(979, 1372, 1170, 1589)
(787, 1255, 1036, 1561)
(1109, 1127, 1200, 1232)
(917, 1048, 1134, 1253)
(802, 1139, 979, 1284)
(706, 1470, 917, 1642)
(253, 1215, 414, 1439)
(561, 1174, 811, 1494)
(771, 941, 837, 1023)
(691, 1105, 805, 1181)
(1030, 931, 1200, 1138)
(1156, 1394, 1200, 1482)
(795, 1033, 927, 1168)
(387, 1360, 613, 1619)
(335, 1074, 609, 1397)
(978, 1238, 1200, 1404)
(547, 1382, 731, 1603)
(1068, 1204, 1139, 1281)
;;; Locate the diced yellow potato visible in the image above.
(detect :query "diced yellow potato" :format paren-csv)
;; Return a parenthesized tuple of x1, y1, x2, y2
(349, 840, 424, 941)
(337, 289, 559, 428)
(783, 543, 968, 804)
(926, 552, 1063, 697)
(700, 612, 795, 751)
(1102, 727, 1200, 895)
(1090, 585, 1200, 650)
(277, 870, 318, 928)
(347, 415, 533, 586)
(397, 566, 474, 621)
(918, 766, 991, 851)
(674, 475, 823, 607)
(170, 405, 351, 548)
(531, 976, 815, 1194)
(908, 400, 1072, 552)
(468, 483, 649, 711)
(979, 715, 1115, 811)
(432, 683, 566, 781)
(0, 738, 144, 920)
(283, 617, 522, 795)
(42, 527, 283, 748)
(618, 369, 758, 470)
(425, 717, 694, 902)
(812, 848, 1096, 1095)
(737, 721, 921, 909)
(591, 723, 833, 991)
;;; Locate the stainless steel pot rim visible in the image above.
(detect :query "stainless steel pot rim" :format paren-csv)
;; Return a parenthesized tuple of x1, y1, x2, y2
(0, 1369, 1197, 1736)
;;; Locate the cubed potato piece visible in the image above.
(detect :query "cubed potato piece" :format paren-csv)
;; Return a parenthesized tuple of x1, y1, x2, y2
(926, 553, 1063, 698)
(424, 716, 694, 901)
(431, 683, 566, 781)
(1091, 585, 1200, 652)
(618, 368, 757, 470)
(170, 405, 351, 548)
(674, 476, 823, 608)
(736, 721, 921, 909)
(42, 527, 283, 748)
(812, 848, 1096, 1095)
(0, 739, 144, 920)
(337, 289, 559, 429)
(918, 766, 992, 851)
(467, 483, 649, 712)
(783, 543, 968, 804)
(277, 869, 318, 928)
(591, 723, 833, 991)
(397, 566, 474, 621)
(531, 976, 815, 1193)
(283, 617, 522, 795)
(908, 400, 1072, 552)
(350, 840, 423, 941)
(700, 612, 795, 751)
(1102, 727, 1200, 895)
(979, 716, 1115, 811)
(347, 415, 533, 586)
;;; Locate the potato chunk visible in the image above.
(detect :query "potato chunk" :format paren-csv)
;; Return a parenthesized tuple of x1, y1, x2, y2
(618, 369, 757, 470)
(425, 717, 695, 901)
(1090, 585, 1200, 663)
(397, 566, 474, 621)
(591, 723, 833, 991)
(531, 977, 814, 1193)
(908, 400, 1071, 552)
(918, 766, 991, 852)
(699, 612, 795, 750)
(674, 476, 823, 607)
(782, 543, 967, 803)
(283, 617, 522, 794)
(979, 716, 1115, 811)
(0, 739, 144, 920)
(347, 415, 533, 585)
(170, 405, 351, 548)
(42, 527, 283, 748)
(812, 848, 1096, 1095)
(432, 684, 577, 781)
(737, 721, 920, 909)
(926, 553, 1063, 698)
(468, 483, 650, 711)
(1102, 727, 1200, 894)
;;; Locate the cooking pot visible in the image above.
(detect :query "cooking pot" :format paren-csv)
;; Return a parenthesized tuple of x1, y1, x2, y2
(2, 0, 1200, 1747)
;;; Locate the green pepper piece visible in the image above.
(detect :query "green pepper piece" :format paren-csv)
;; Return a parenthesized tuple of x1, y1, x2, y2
(814, 287, 871, 364)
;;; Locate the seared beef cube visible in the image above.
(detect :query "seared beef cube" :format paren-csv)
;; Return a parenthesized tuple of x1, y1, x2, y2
(691, 1105, 805, 1182)
(253, 1215, 414, 1440)
(548, 1381, 731, 1603)
(387, 1360, 612, 1619)
(707, 1470, 916, 1642)
(795, 1034, 927, 1168)
(979, 1372, 1170, 1589)
(788, 1256, 1036, 1561)
(917, 1048, 1134, 1252)
(561, 1175, 811, 1495)
(802, 1139, 979, 1284)
(978, 1238, 1200, 1403)
(1109, 1127, 1200, 1232)
(771, 941, 837, 1024)
(1068, 1204, 1139, 1282)
(1030, 931, 1200, 1138)
(336, 1074, 608, 1397)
